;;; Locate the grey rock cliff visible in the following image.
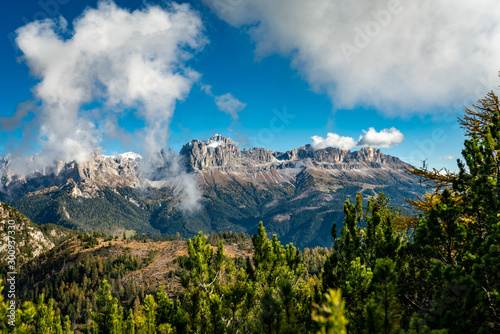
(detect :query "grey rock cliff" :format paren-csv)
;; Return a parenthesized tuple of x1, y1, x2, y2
(179, 135, 406, 171)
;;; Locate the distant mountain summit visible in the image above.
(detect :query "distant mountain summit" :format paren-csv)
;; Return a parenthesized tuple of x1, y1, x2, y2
(179, 135, 412, 192)
(0, 135, 424, 247)
(181, 134, 404, 171)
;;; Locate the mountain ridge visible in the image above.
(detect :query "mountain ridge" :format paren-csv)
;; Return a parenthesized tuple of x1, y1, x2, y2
(180, 134, 405, 172)
(1, 134, 408, 201)
(0, 135, 424, 248)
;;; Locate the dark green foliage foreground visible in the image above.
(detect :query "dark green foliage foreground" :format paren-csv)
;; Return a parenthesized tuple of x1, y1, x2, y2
(1, 89, 500, 333)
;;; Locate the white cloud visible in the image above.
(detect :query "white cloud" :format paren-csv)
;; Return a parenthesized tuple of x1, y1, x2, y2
(311, 127, 404, 150)
(6, 1, 207, 211)
(200, 85, 246, 121)
(200, 83, 213, 95)
(214, 93, 247, 121)
(204, 0, 500, 114)
(14, 0, 206, 164)
(439, 156, 456, 161)
(311, 133, 357, 150)
(356, 127, 404, 148)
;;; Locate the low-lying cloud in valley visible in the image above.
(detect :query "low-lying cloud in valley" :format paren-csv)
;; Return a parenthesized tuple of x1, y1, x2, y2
(311, 127, 404, 150)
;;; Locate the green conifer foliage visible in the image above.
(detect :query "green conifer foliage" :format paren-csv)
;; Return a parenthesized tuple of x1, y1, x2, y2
(363, 258, 401, 334)
(91, 280, 123, 334)
(312, 289, 348, 334)
(322, 193, 404, 331)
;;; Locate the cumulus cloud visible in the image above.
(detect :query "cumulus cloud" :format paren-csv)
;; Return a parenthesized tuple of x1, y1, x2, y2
(311, 127, 404, 150)
(214, 93, 247, 121)
(311, 133, 357, 150)
(356, 127, 404, 148)
(14, 0, 206, 164)
(199, 84, 246, 121)
(204, 0, 500, 114)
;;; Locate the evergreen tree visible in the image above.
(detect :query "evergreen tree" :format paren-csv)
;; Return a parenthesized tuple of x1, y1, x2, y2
(125, 309, 135, 334)
(91, 280, 124, 334)
(322, 193, 405, 331)
(312, 289, 348, 334)
(362, 258, 401, 334)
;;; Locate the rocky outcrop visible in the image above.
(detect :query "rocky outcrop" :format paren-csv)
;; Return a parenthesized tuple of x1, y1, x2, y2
(0, 201, 70, 261)
(242, 148, 277, 165)
(180, 135, 242, 171)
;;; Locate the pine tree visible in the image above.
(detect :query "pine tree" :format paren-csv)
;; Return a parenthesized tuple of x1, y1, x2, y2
(125, 309, 135, 334)
(362, 258, 401, 334)
(63, 315, 72, 334)
(312, 289, 348, 334)
(208, 293, 225, 334)
(279, 279, 297, 334)
(141, 295, 157, 334)
(92, 280, 124, 334)
(400, 77, 500, 332)
(34, 295, 60, 334)
(322, 193, 404, 331)
(452, 87, 500, 332)
(260, 288, 281, 334)
(155, 286, 175, 328)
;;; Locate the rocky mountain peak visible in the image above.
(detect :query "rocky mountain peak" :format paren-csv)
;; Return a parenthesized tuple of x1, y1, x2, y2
(180, 134, 242, 171)
(179, 134, 405, 172)
(206, 134, 234, 147)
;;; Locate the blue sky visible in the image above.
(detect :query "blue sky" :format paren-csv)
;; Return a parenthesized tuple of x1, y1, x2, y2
(1, 0, 500, 171)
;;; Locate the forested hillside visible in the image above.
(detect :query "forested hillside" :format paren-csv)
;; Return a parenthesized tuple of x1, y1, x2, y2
(0, 87, 499, 333)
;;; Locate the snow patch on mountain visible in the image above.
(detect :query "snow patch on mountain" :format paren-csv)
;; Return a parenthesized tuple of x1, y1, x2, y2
(207, 141, 223, 148)
(119, 152, 142, 160)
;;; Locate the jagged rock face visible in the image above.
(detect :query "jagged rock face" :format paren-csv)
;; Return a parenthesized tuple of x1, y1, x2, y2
(179, 135, 282, 172)
(180, 134, 242, 171)
(275, 145, 402, 165)
(274, 145, 318, 161)
(0, 152, 142, 202)
(76, 152, 141, 189)
(179, 135, 406, 172)
(241, 148, 277, 165)
(0, 201, 69, 260)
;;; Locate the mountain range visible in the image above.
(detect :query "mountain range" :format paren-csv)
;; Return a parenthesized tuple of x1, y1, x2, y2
(0, 135, 425, 248)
